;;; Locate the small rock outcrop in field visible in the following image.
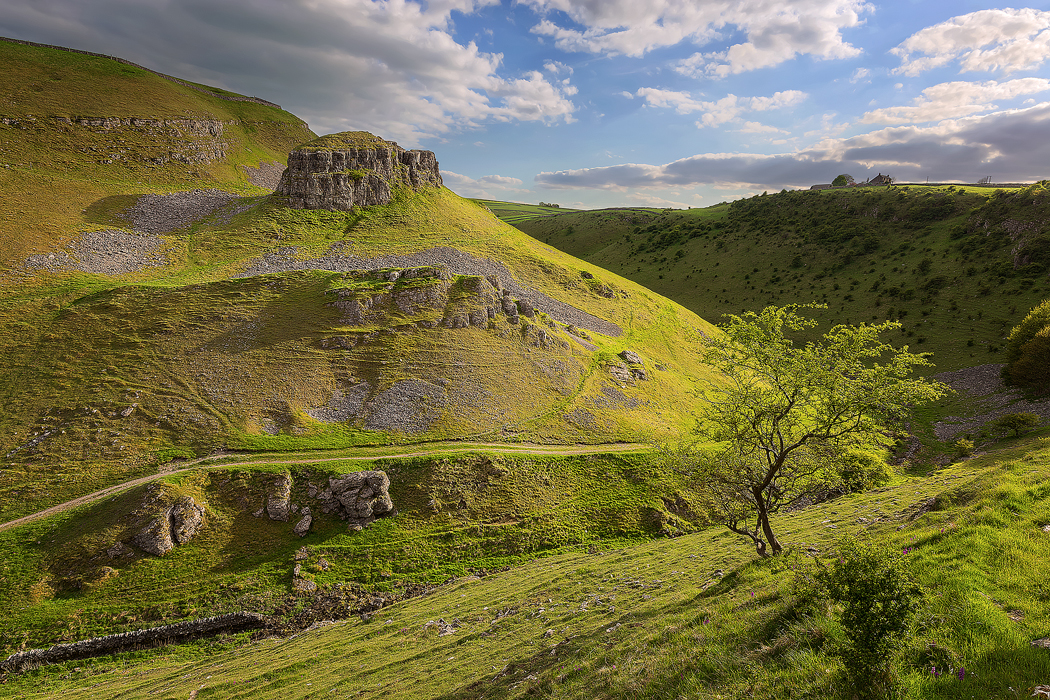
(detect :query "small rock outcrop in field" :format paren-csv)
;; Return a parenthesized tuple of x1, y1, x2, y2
(266, 474, 293, 522)
(313, 471, 394, 529)
(277, 131, 442, 210)
(293, 508, 313, 537)
(132, 495, 206, 556)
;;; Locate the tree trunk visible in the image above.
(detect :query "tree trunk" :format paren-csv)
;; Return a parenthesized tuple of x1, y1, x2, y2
(753, 486, 783, 556)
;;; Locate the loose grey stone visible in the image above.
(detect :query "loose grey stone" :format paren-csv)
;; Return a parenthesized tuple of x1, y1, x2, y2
(293, 511, 313, 537)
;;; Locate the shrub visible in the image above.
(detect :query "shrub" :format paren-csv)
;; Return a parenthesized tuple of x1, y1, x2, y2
(836, 449, 893, 492)
(992, 412, 1042, 437)
(1004, 299, 1050, 388)
(819, 537, 924, 697)
(953, 437, 974, 458)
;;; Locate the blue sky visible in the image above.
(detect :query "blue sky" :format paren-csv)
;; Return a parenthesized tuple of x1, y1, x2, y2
(4, 1, 1050, 208)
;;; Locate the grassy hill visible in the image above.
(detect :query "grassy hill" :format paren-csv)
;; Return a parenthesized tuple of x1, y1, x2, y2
(0, 40, 717, 522)
(0, 38, 315, 268)
(0, 38, 724, 670)
(510, 185, 1050, 372)
(7, 428, 1050, 699)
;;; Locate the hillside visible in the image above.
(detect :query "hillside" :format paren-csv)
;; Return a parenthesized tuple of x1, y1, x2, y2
(0, 38, 729, 672)
(7, 428, 1050, 699)
(0, 37, 316, 269)
(510, 185, 1050, 372)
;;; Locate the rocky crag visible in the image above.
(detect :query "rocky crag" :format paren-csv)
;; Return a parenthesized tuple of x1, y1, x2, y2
(276, 131, 442, 209)
(131, 491, 207, 556)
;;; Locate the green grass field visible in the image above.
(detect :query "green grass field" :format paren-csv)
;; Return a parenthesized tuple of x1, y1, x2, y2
(507, 185, 1050, 373)
(7, 427, 1050, 699)
(471, 199, 584, 226)
(2, 37, 1050, 700)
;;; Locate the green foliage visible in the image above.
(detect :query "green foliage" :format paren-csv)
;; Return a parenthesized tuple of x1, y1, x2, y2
(992, 412, 1042, 437)
(1004, 298, 1050, 388)
(835, 449, 893, 493)
(832, 174, 854, 187)
(953, 437, 975, 458)
(695, 304, 948, 557)
(504, 184, 1050, 373)
(818, 537, 924, 696)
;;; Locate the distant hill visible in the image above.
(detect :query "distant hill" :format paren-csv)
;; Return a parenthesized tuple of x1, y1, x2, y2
(509, 184, 1050, 372)
(0, 37, 315, 268)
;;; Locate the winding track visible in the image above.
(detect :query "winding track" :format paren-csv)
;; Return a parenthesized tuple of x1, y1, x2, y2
(0, 442, 648, 533)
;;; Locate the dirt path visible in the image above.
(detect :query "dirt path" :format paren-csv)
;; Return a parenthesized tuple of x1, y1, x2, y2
(0, 442, 648, 533)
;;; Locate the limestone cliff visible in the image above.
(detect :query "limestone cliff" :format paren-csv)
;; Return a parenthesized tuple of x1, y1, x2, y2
(276, 131, 442, 210)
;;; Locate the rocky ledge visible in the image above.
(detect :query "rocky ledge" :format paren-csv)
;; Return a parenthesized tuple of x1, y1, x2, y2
(276, 131, 442, 210)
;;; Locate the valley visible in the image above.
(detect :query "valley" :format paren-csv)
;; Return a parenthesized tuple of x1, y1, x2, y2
(0, 35, 1049, 700)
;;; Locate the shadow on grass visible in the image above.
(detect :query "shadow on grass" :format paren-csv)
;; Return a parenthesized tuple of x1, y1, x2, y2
(83, 195, 139, 228)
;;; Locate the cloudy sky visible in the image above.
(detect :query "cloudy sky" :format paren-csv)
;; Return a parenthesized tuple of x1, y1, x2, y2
(4, 1, 1050, 208)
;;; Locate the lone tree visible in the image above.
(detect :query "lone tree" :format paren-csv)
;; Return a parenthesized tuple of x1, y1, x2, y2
(695, 305, 948, 557)
(832, 173, 855, 187)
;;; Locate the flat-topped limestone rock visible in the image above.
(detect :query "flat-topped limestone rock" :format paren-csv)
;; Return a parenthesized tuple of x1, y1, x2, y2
(276, 131, 442, 210)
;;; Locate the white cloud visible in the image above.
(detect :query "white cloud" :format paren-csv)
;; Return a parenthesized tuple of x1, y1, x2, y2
(443, 170, 527, 198)
(543, 60, 573, 74)
(892, 8, 1050, 76)
(737, 121, 787, 134)
(518, 0, 870, 75)
(535, 102, 1050, 190)
(0, 0, 575, 145)
(850, 67, 871, 83)
(634, 88, 806, 127)
(861, 78, 1050, 125)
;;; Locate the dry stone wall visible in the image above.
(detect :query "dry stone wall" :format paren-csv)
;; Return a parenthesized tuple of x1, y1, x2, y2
(0, 612, 267, 672)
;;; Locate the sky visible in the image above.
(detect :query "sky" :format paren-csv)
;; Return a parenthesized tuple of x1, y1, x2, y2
(4, 1, 1050, 209)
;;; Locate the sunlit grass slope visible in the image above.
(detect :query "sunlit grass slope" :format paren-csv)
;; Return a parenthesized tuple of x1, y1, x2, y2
(0, 184, 717, 520)
(11, 429, 1050, 699)
(0, 38, 315, 268)
(511, 185, 1050, 372)
(0, 449, 702, 652)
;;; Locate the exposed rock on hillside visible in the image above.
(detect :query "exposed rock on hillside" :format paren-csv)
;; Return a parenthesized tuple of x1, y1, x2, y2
(324, 266, 572, 344)
(0, 115, 257, 167)
(312, 471, 394, 529)
(127, 189, 240, 234)
(276, 131, 442, 210)
(267, 474, 293, 522)
(25, 229, 167, 275)
(132, 495, 206, 556)
(240, 245, 623, 338)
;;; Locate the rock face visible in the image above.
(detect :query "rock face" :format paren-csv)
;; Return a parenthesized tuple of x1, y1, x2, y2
(277, 131, 442, 210)
(266, 474, 293, 522)
(293, 508, 313, 537)
(313, 471, 394, 529)
(132, 495, 206, 556)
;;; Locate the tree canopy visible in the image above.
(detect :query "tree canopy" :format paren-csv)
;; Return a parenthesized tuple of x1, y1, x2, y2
(1004, 298, 1050, 388)
(832, 174, 855, 187)
(695, 305, 948, 556)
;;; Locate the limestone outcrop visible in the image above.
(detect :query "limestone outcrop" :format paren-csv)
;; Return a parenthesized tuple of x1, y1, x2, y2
(266, 474, 293, 522)
(311, 471, 394, 529)
(322, 266, 573, 346)
(276, 131, 442, 210)
(132, 495, 206, 556)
